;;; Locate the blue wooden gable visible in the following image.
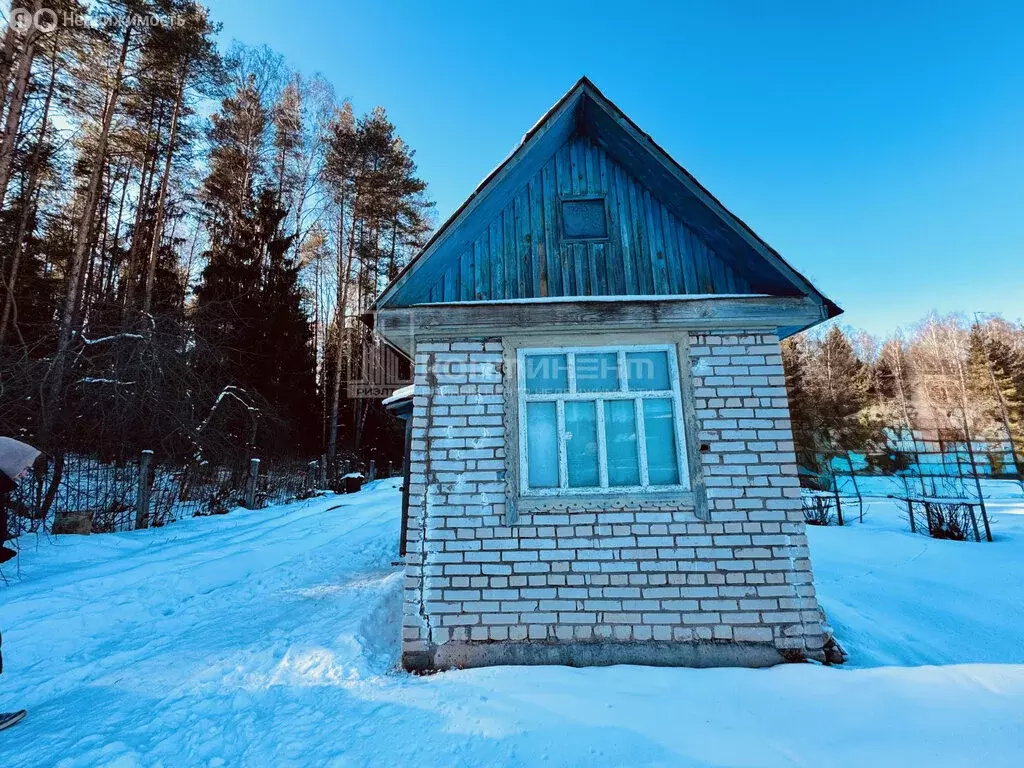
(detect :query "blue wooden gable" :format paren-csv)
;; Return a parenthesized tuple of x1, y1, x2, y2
(376, 78, 840, 320)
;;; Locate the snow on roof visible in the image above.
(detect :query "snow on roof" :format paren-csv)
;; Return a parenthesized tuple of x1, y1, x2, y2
(382, 385, 414, 406)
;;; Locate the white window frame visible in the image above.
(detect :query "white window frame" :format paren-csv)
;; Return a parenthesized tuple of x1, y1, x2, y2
(516, 343, 690, 497)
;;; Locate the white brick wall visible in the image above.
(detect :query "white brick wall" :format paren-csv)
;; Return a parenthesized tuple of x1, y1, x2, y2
(402, 332, 828, 666)
(688, 331, 826, 656)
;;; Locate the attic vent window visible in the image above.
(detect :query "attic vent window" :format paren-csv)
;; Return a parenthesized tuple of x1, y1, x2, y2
(561, 197, 607, 240)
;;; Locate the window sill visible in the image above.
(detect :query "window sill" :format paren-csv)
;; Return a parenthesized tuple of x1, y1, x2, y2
(516, 490, 697, 515)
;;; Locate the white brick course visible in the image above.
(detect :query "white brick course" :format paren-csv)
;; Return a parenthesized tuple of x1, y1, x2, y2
(402, 332, 828, 665)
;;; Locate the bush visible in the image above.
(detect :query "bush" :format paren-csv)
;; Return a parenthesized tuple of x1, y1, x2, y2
(921, 502, 974, 541)
(803, 495, 837, 526)
(204, 488, 236, 516)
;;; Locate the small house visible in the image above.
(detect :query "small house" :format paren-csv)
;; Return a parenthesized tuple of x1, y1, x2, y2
(374, 78, 841, 670)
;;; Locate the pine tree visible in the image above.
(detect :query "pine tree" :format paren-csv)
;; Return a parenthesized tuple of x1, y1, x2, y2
(138, 2, 221, 317)
(321, 103, 431, 460)
(0, 7, 434, 471)
(810, 326, 875, 447)
(781, 336, 820, 479)
(786, 326, 882, 488)
(272, 74, 302, 217)
(202, 74, 269, 246)
(194, 189, 316, 455)
(971, 325, 1024, 476)
(254, 192, 317, 454)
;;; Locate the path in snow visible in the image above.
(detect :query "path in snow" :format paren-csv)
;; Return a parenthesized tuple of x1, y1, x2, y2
(1, 479, 1023, 767)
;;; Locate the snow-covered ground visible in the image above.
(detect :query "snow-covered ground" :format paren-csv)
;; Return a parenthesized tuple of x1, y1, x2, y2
(2, 479, 1024, 767)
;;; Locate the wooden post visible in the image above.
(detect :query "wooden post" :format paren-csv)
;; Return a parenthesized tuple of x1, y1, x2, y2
(134, 450, 154, 530)
(245, 458, 261, 509)
(907, 499, 916, 533)
(957, 399, 993, 542)
(924, 501, 935, 537)
(844, 451, 864, 523)
(305, 460, 315, 495)
(976, 498, 992, 542)
(965, 449, 992, 542)
(966, 502, 982, 543)
(368, 459, 376, 483)
(319, 453, 327, 488)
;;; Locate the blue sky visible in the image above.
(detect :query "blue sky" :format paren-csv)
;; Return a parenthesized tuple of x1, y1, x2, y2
(212, 0, 1023, 337)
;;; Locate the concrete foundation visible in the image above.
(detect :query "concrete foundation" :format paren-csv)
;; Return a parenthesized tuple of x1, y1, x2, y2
(405, 639, 794, 672)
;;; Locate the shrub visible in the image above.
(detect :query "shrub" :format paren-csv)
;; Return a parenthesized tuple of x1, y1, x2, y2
(803, 496, 837, 526)
(922, 502, 974, 541)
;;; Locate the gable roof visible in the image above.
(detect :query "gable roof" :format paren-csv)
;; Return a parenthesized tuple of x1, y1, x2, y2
(374, 76, 840, 325)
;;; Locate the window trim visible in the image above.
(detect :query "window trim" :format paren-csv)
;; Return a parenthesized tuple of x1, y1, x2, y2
(559, 194, 610, 242)
(516, 343, 691, 497)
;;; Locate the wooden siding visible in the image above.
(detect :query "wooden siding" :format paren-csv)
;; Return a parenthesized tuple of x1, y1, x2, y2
(424, 135, 752, 303)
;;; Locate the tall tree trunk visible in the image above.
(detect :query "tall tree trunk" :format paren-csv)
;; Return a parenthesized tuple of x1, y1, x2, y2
(326, 204, 346, 464)
(44, 23, 133, 443)
(0, 18, 21, 108)
(142, 68, 186, 316)
(0, 24, 56, 343)
(328, 195, 364, 461)
(388, 217, 398, 280)
(0, 1, 41, 211)
(0, 182, 39, 345)
(313, 243, 325, 448)
(80, 161, 117, 322)
(274, 138, 286, 217)
(121, 98, 163, 324)
(94, 159, 131, 303)
(181, 230, 199, 313)
(291, 182, 306, 260)
(103, 160, 133, 298)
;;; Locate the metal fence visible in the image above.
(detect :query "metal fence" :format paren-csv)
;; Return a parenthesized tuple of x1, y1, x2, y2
(2, 451, 395, 541)
(148, 460, 250, 525)
(5, 454, 141, 535)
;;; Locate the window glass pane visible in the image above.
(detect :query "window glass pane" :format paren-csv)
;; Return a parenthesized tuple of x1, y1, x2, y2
(561, 198, 607, 239)
(524, 354, 567, 394)
(565, 401, 599, 487)
(526, 402, 558, 488)
(575, 352, 618, 393)
(627, 350, 670, 391)
(605, 400, 640, 487)
(644, 398, 680, 485)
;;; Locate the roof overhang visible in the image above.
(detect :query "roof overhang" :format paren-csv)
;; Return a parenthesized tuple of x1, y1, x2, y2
(370, 294, 830, 358)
